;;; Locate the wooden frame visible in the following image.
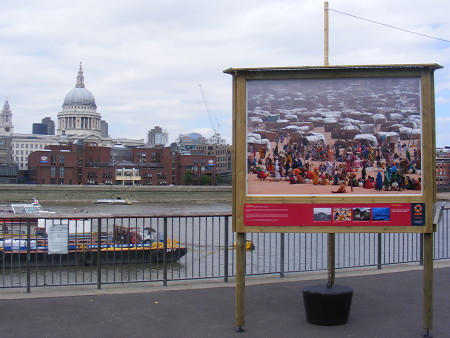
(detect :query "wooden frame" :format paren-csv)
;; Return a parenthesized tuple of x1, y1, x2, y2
(225, 64, 442, 234)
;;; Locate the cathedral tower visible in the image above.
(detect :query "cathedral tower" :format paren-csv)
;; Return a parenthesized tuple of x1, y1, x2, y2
(0, 98, 14, 136)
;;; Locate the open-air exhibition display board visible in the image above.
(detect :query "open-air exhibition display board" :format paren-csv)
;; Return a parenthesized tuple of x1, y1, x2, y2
(225, 64, 442, 234)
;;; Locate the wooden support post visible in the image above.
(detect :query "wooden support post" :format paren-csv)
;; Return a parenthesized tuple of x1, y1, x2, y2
(423, 232, 433, 333)
(235, 232, 246, 331)
(324, 1, 335, 288)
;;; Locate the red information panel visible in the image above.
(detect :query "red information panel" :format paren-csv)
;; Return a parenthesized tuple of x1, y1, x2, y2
(244, 203, 425, 227)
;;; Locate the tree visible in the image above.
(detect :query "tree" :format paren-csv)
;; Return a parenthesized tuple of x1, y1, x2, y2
(215, 173, 224, 185)
(199, 175, 211, 185)
(184, 170, 194, 185)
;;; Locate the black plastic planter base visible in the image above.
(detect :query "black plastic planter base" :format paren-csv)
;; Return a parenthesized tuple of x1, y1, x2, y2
(303, 285, 353, 326)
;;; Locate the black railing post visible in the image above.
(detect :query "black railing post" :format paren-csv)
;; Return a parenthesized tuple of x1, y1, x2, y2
(224, 216, 229, 283)
(280, 233, 285, 278)
(377, 233, 382, 270)
(26, 220, 32, 293)
(97, 218, 102, 290)
(163, 218, 168, 286)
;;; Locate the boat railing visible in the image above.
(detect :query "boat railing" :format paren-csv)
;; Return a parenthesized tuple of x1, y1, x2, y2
(1, 210, 450, 291)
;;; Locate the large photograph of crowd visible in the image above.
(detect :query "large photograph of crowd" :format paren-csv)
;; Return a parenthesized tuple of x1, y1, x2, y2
(246, 77, 422, 196)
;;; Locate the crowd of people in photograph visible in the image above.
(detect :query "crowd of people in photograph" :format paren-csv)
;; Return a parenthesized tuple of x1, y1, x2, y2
(248, 136, 422, 192)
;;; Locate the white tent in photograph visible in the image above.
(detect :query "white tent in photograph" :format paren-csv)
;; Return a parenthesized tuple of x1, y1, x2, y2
(354, 134, 378, 146)
(305, 132, 326, 145)
(247, 132, 270, 148)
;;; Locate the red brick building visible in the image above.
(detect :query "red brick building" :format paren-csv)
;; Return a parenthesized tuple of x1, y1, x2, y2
(28, 143, 216, 185)
(436, 148, 450, 188)
(28, 146, 79, 184)
(177, 154, 216, 185)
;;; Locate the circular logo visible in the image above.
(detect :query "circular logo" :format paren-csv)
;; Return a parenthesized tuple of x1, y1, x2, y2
(414, 204, 423, 213)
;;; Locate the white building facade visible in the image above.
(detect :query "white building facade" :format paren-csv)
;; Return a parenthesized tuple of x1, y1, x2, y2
(11, 134, 61, 170)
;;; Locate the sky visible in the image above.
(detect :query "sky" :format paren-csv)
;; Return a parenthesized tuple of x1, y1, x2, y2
(1, 0, 450, 147)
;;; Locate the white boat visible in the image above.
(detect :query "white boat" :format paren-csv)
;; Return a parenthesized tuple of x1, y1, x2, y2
(95, 199, 132, 205)
(1, 198, 91, 234)
(10, 198, 55, 215)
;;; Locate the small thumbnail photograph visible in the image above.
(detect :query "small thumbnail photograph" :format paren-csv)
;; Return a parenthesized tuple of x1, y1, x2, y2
(353, 207, 371, 221)
(372, 207, 391, 221)
(333, 208, 352, 222)
(313, 208, 332, 221)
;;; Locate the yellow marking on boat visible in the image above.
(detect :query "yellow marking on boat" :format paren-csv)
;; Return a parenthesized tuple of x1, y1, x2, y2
(100, 247, 153, 252)
(100, 246, 179, 252)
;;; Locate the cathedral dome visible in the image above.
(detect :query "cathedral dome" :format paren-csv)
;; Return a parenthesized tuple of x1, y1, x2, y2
(57, 63, 102, 138)
(63, 87, 96, 107)
(62, 63, 96, 107)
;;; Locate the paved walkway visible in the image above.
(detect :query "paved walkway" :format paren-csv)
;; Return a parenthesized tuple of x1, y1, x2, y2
(1, 262, 449, 338)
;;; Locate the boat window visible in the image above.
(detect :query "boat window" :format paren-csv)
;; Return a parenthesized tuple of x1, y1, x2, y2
(24, 206, 42, 213)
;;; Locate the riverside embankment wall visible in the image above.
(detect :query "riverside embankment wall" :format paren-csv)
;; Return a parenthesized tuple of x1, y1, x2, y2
(0, 185, 232, 203)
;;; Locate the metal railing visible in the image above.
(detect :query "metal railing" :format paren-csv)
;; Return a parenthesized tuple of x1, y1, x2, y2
(1, 209, 449, 291)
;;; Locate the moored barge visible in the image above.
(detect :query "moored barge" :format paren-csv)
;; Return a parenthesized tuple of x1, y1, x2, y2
(0, 240, 187, 267)
(1, 204, 188, 267)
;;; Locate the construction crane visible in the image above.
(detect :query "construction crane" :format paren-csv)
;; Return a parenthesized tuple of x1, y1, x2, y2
(199, 84, 221, 141)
